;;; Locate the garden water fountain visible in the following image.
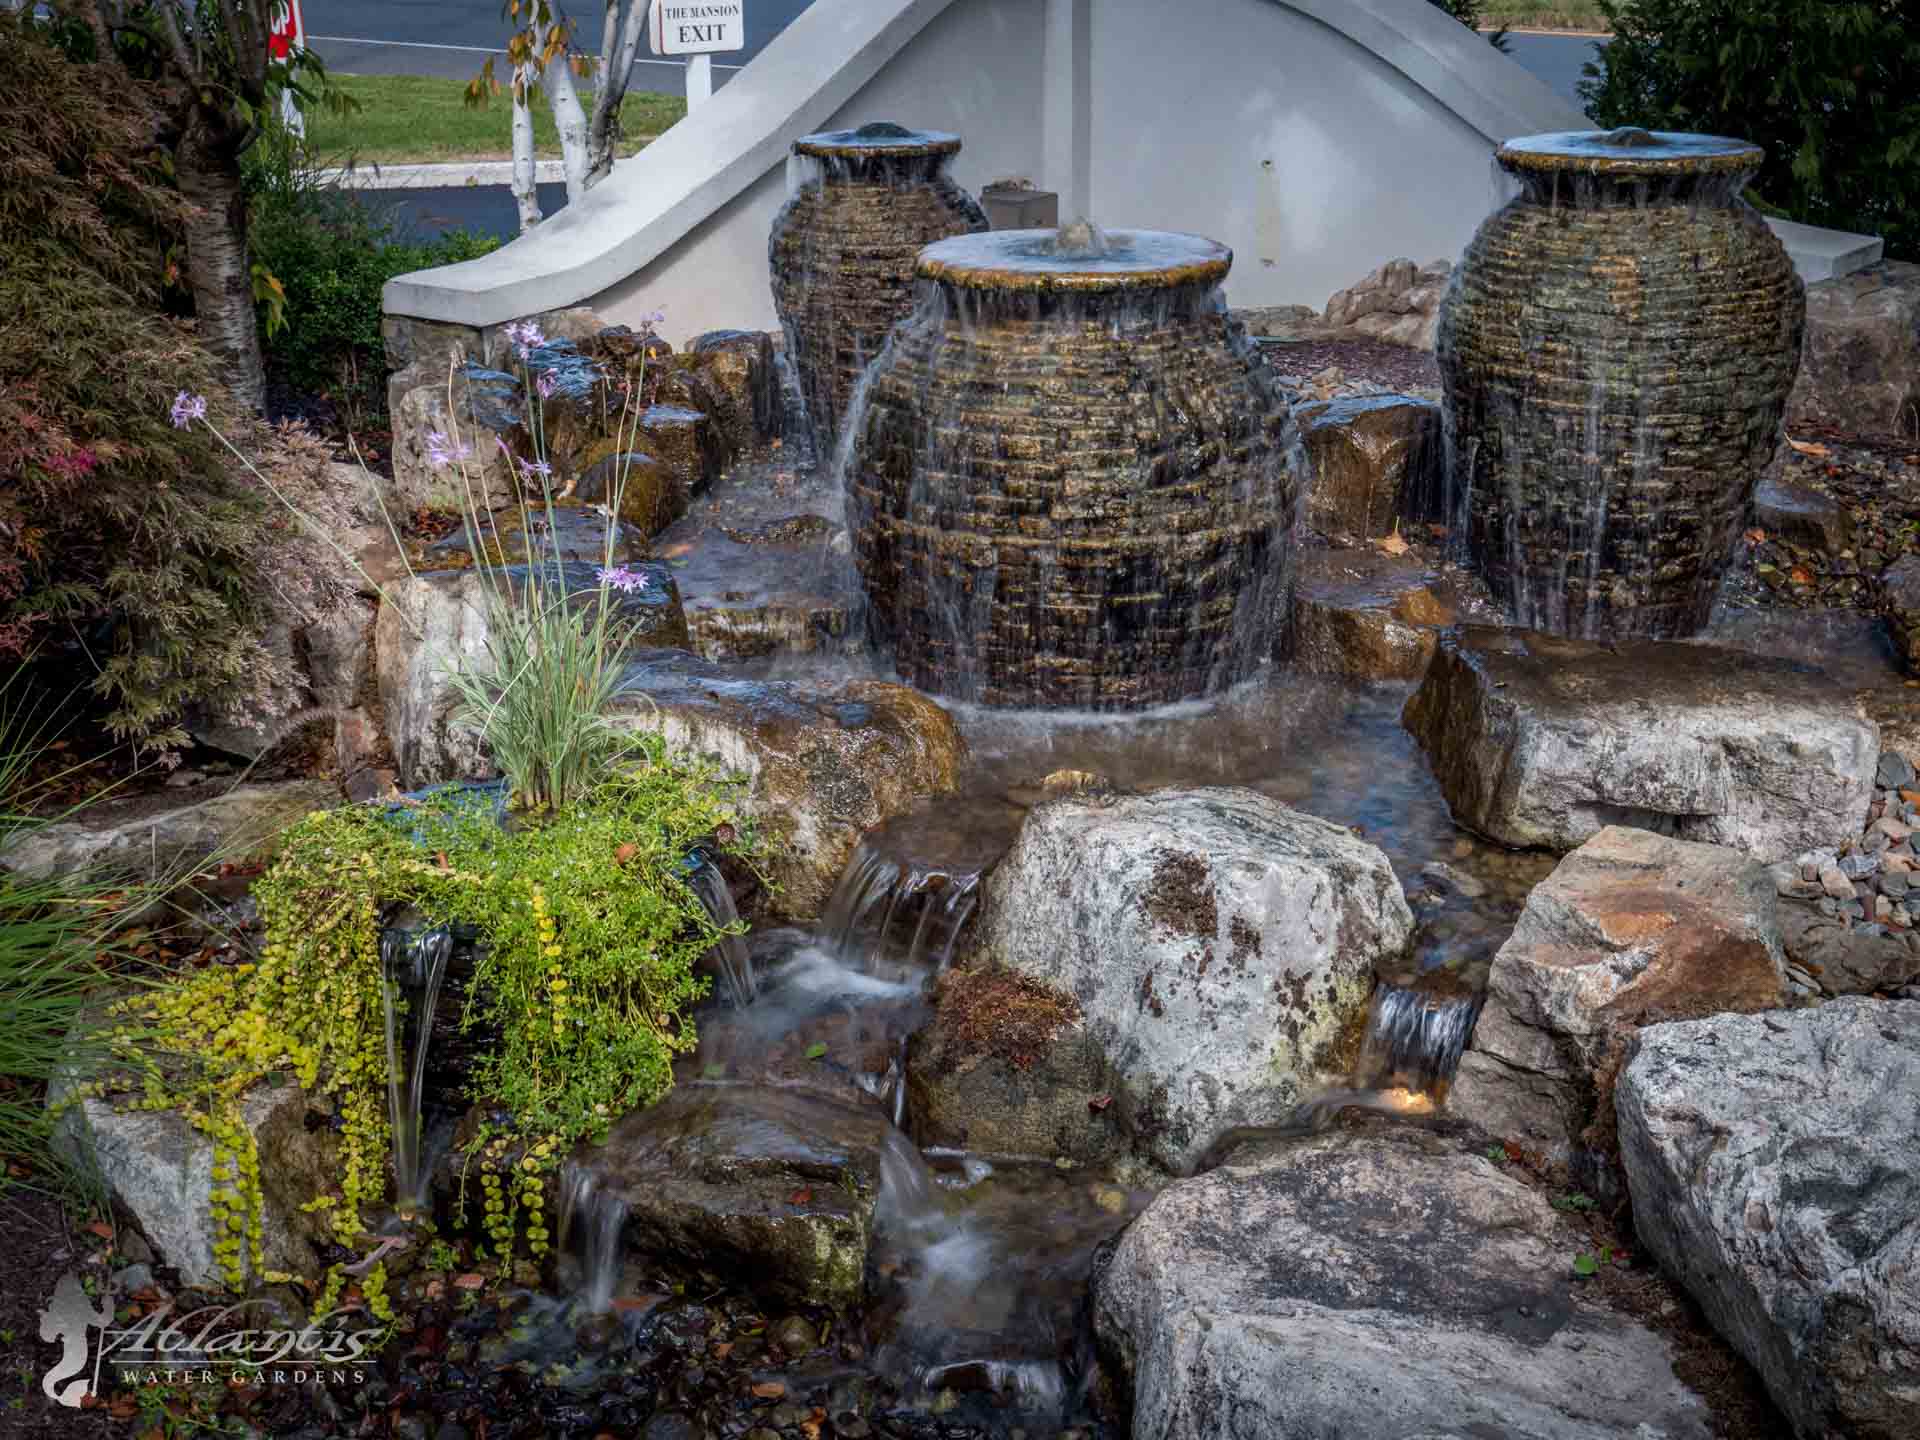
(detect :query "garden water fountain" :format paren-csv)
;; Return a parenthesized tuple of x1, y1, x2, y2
(380, 923, 455, 1211)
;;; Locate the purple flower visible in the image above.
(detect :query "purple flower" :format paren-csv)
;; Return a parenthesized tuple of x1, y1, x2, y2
(503, 319, 546, 358)
(535, 372, 557, 401)
(517, 456, 553, 483)
(425, 430, 473, 468)
(596, 565, 650, 594)
(637, 308, 666, 336)
(169, 391, 207, 429)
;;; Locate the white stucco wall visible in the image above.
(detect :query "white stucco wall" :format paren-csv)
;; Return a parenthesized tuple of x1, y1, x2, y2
(379, 0, 1583, 342)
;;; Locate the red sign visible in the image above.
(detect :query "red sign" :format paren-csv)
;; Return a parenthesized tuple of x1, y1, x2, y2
(269, 0, 304, 60)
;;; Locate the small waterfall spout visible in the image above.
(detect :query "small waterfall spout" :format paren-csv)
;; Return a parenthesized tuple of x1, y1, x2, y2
(1354, 976, 1484, 1103)
(820, 837, 983, 975)
(687, 859, 755, 1007)
(380, 925, 454, 1210)
(558, 1163, 628, 1315)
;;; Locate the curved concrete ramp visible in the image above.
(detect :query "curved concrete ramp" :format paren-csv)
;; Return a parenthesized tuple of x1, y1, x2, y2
(384, 0, 1588, 342)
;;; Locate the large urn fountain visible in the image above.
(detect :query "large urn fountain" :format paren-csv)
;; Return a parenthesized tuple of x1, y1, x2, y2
(769, 122, 988, 457)
(847, 224, 1299, 710)
(1438, 129, 1805, 639)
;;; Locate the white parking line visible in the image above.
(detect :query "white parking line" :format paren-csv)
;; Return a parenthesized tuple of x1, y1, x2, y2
(308, 34, 745, 69)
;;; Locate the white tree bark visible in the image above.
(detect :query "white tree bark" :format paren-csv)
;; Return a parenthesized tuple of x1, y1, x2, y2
(511, 63, 543, 234)
(544, 47, 591, 202)
(177, 120, 267, 412)
(585, 0, 650, 189)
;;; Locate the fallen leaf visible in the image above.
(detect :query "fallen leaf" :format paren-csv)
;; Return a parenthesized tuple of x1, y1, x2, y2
(711, 1341, 734, 1360)
(1789, 566, 1814, 585)
(1788, 438, 1830, 457)
(614, 842, 638, 865)
(1088, 1093, 1113, 1112)
(1375, 528, 1411, 557)
(436, 850, 451, 870)
(803, 1041, 827, 1060)
(1744, 528, 1766, 544)
(789, 1188, 813, 1205)
(107, 1394, 139, 1419)
(86, 1219, 114, 1240)
(752, 1381, 786, 1400)
(453, 1272, 487, 1290)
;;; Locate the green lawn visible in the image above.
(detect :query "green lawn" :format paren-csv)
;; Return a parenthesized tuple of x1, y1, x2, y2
(1480, 0, 1610, 30)
(307, 74, 687, 165)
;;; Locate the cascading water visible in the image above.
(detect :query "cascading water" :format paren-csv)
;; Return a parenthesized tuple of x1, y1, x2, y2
(819, 834, 984, 976)
(1353, 975, 1485, 1102)
(685, 858, 755, 1007)
(380, 924, 454, 1211)
(557, 1162, 629, 1315)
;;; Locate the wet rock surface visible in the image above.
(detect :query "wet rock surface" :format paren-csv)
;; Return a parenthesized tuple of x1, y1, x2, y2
(976, 786, 1411, 1173)
(1095, 1121, 1715, 1439)
(1404, 627, 1879, 862)
(590, 1083, 891, 1310)
(1617, 999, 1920, 1438)
(1295, 392, 1442, 542)
(1286, 547, 1485, 681)
(1450, 826, 1787, 1176)
(606, 652, 964, 920)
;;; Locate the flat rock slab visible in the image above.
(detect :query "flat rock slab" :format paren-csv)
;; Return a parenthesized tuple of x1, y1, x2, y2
(1618, 999, 1920, 1438)
(653, 511, 854, 663)
(606, 651, 963, 921)
(1095, 1123, 1713, 1439)
(1294, 393, 1442, 541)
(1, 780, 338, 883)
(976, 786, 1412, 1173)
(590, 1083, 890, 1310)
(1451, 826, 1787, 1173)
(1404, 627, 1879, 862)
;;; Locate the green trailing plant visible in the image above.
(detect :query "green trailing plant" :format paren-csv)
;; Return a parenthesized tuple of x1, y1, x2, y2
(85, 760, 757, 1286)
(1582, 0, 1920, 261)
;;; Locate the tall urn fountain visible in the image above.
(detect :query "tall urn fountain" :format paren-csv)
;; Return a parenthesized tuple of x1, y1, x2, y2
(848, 225, 1299, 710)
(769, 122, 988, 457)
(1438, 129, 1805, 639)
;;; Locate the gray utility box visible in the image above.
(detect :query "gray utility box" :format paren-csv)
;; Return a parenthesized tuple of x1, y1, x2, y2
(980, 185, 1060, 231)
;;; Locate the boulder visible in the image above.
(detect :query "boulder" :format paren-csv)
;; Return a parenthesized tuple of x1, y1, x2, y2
(1787, 260, 1920, 443)
(589, 1083, 891, 1309)
(906, 964, 1125, 1164)
(1776, 900, 1920, 995)
(1617, 999, 1920, 1438)
(418, 503, 646, 571)
(1879, 554, 1920, 677)
(1, 781, 337, 884)
(654, 512, 853, 662)
(52, 1078, 341, 1289)
(303, 595, 378, 712)
(1753, 475, 1853, 553)
(1449, 826, 1788, 1173)
(1295, 393, 1442, 541)
(1404, 627, 1879, 862)
(375, 560, 688, 789)
(688, 330, 781, 448)
(606, 651, 964, 920)
(1095, 1122, 1714, 1439)
(1287, 547, 1452, 680)
(1321, 257, 1452, 351)
(390, 365, 522, 513)
(974, 786, 1412, 1173)
(381, 314, 482, 421)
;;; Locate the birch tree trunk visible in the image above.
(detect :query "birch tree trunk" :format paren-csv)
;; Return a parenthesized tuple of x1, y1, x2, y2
(585, 0, 649, 189)
(176, 116, 266, 412)
(511, 64, 544, 233)
(545, 49, 591, 202)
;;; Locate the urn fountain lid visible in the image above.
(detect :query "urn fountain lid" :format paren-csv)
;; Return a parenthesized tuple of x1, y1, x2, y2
(793, 120, 962, 159)
(1497, 128, 1764, 178)
(915, 224, 1233, 294)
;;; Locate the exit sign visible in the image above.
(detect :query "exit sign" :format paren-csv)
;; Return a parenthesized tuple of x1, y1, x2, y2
(650, 1, 745, 55)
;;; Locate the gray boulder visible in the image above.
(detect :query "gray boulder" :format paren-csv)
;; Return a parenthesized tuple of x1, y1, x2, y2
(1404, 627, 1879, 862)
(1617, 999, 1920, 1438)
(1450, 826, 1787, 1173)
(52, 1078, 341, 1289)
(1788, 260, 1920, 443)
(976, 786, 1412, 1173)
(1, 781, 337, 884)
(1095, 1123, 1714, 1439)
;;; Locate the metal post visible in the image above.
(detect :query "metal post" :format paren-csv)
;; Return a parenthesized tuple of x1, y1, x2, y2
(686, 51, 712, 109)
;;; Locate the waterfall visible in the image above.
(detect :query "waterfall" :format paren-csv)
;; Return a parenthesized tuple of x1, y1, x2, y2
(380, 925, 454, 1210)
(1354, 978, 1485, 1102)
(558, 1162, 628, 1315)
(819, 837, 982, 974)
(687, 860, 756, 1007)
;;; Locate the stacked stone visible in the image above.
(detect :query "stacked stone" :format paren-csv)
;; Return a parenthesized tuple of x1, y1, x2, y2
(848, 229, 1298, 710)
(1438, 129, 1805, 639)
(768, 123, 987, 457)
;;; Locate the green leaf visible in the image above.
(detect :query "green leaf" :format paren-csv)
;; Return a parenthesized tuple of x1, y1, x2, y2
(804, 1042, 828, 1060)
(1572, 1253, 1600, 1277)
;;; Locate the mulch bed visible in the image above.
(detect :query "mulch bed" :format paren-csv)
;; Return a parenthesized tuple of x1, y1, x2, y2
(1258, 335, 1442, 393)
(0, 1188, 125, 1440)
